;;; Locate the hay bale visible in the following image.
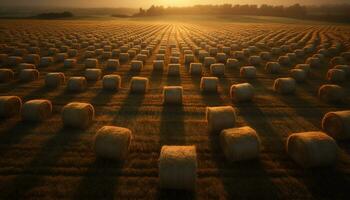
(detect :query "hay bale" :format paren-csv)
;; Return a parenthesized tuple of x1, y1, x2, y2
(330, 56, 346, 66)
(318, 84, 345, 103)
(286, 132, 337, 168)
(200, 77, 218, 93)
(265, 62, 280, 74)
(45, 72, 65, 88)
(210, 63, 225, 76)
(8, 56, 22, 66)
(260, 52, 271, 61)
(240, 66, 256, 79)
(230, 83, 254, 102)
(85, 68, 102, 81)
(119, 53, 130, 63)
(130, 77, 148, 93)
(306, 57, 321, 68)
(0, 54, 8, 64)
(19, 63, 36, 70)
(64, 59, 76, 67)
(168, 64, 180, 76)
(156, 54, 165, 60)
(67, 77, 87, 92)
(94, 126, 132, 160)
(322, 110, 350, 140)
(190, 63, 202, 76)
(130, 60, 143, 71)
(68, 49, 78, 57)
(24, 54, 40, 65)
(159, 145, 197, 190)
(62, 102, 95, 129)
(105, 59, 119, 71)
(22, 99, 52, 122)
(39, 57, 54, 67)
(294, 49, 305, 58)
(102, 75, 121, 91)
(204, 57, 216, 67)
(341, 52, 350, 61)
(153, 60, 164, 71)
(85, 58, 98, 68)
(226, 58, 239, 68)
(0, 96, 22, 118)
(84, 51, 95, 58)
(234, 51, 245, 60)
(248, 56, 262, 66)
(287, 53, 297, 62)
(19, 69, 39, 82)
(278, 56, 291, 66)
(0, 69, 14, 83)
(216, 53, 227, 63)
(273, 78, 296, 95)
(220, 126, 260, 162)
(290, 69, 306, 82)
(327, 69, 346, 83)
(206, 106, 236, 133)
(170, 56, 179, 64)
(163, 86, 183, 105)
(184, 54, 195, 64)
(55, 53, 68, 62)
(295, 64, 311, 74)
(333, 65, 350, 77)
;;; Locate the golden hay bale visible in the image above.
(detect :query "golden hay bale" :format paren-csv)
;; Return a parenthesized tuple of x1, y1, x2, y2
(130, 77, 149, 93)
(119, 53, 130, 63)
(286, 131, 337, 168)
(290, 69, 306, 82)
(330, 56, 346, 66)
(0, 96, 22, 118)
(271, 47, 282, 55)
(156, 54, 165, 60)
(294, 49, 305, 58)
(62, 102, 94, 129)
(0, 69, 14, 83)
(216, 53, 227, 63)
(318, 84, 345, 103)
(163, 86, 183, 105)
(129, 60, 143, 71)
(136, 54, 147, 63)
(153, 60, 164, 71)
(170, 56, 179, 64)
(19, 69, 39, 82)
(287, 53, 297, 62)
(200, 77, 218, 93)
(22, 99, 52, 122)
(226, 58, 239, 68)
(341, 52, 350, 61)
(277, 56, 291, 66)
(204, 57, 216, 67)
(105, 59, 120, 71)
(260, 52, 271, 61)
(230, 83, 254, 102)
(84, 68, 102, 81)
(94, 126, 132, 160)
(220, 126, 260, 162)
(248, 56, 262, 66)
(24, 54, 40, 65)
(184, 54, 195, 64)
(85, 58, 98, 68)
(84, 51, 95, 59)
(210, 63, 225, 76)
(67, 77, 87, 92)
(68, 49, 78, 57)
(265, 62, 281, 74)
(240, 66, 256, 79)
(8, 56, 23, 66)
(55, 53, 68, 62)
(64, 59, 76, 67)
(326, 69, 346, 83)
(102, 75, 121, 91)
(322, 110, 350, 140)
(306, 57, 321, 68)
(39, 57, 54, 67)
(206, 106, 236, 133)
(190, 63, 202, 76)
(168, 64, 180, 76)
(45, 72, 65, 88)
(19, 63, 36, 70)
(234, 51, 245, 60)
(295, 64, 311, 74)
(333, 65, 350, 77)
(273, 78, 296, 95)
(159, 145, 197, 190)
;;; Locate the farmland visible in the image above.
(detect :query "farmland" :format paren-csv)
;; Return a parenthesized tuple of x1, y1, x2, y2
(0, 17, 350, 199)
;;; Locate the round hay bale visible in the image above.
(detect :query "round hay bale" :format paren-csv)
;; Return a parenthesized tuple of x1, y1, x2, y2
(234, 51, 245, 60)
(190, 63, 202, 76)
(341, 52, 350, 61)
(0, 69, 14, 83)
(330, 56, 346, 66)
(105, 59, 119, 71)
(226, 58, 239, 68)
(273, 78, 296, 95)
(327, 69, 346, 83)
(294, 49, 305, 58)
(67, 49, 78, 57)
(102, 74, 121, 91)
(206, 106, 236, 133)
(159, 145, 197, 190)
(64, 59, 76, 68)
(230, 83, 254, 102)
(169, 56, 179, 64)
(85, 68, 102, 81)
(220, 126, 260, 162)
(163, 86, 183, 105)
(240, 66, 256, 79)
(130, 60, 143, 71)
(306, 57, 321, 68)
(19, 63, 36, 70)
(156, 54, 165, 60)
(295, 64, 311, 74)
(84, 51, 95, 59)
(130, 77, 149, 93)
(67, 77, 87, 92)
(200, 77, 218, 93)
(198, 51, 209, 62)
(22, 99, 52, 122)
(55, 53, 68, 63)
(318, 84, 345, 103)
(19, 69, 39, 82)
(277, 56, 291, 66)
(184, 54, 195, 64)
(322, 110, 350, 140)
(248, 56, 262, 66)
(168, 64, 180, 76)
(153, 60, 164, 71)
(136, 54, 147, 63)
(286, 53, 297, 62)
(8, 56, 22, 66)
(62, 102, 95, 129)
(312, 54, 325, 62)
(286, 131, 337, 168)
(216, 53, 227, 63)
(24, 54, 40, 65)
(333, 65, 350, 77)
(210, 63, 225, 76)
(127, 50, 136, 58)
(94, 126, 132, 160)
(265, 62, 280, 74)
(271, 47, 282, 56)
(290, 69, 306, 82)
(39, 57, 54, 67)
(0, 96, 22, 118)
(85, 58, 98, 68)
(45, 72, 65, 88)
(260, 52, 271, 61)
(119, 53, 130, 63)
(204, 57, 216, 68)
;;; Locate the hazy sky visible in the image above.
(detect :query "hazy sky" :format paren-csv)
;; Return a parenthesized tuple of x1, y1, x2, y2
(0, 0, 348, 8)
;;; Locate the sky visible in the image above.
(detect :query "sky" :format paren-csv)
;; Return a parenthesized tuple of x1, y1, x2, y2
(0, 0, 348, 8)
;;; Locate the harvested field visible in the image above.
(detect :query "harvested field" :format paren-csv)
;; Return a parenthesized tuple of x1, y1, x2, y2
(0, 18, 350, 199)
